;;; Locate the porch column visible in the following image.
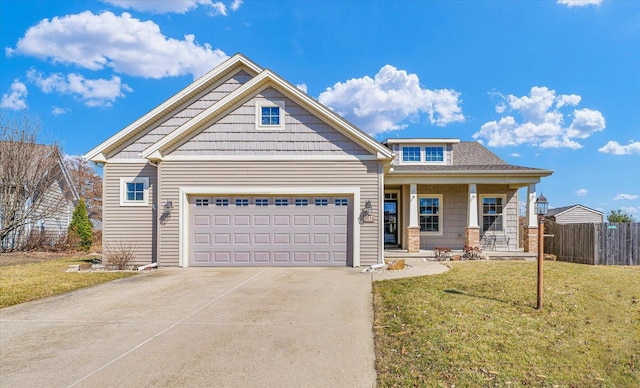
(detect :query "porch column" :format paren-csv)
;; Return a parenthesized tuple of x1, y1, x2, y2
(407, 184, 420, 253)
(524, 184, 539, 253)
(465, 183, 480, 248)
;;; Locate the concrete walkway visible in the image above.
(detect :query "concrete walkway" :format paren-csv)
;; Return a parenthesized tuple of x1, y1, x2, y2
(0, 267, 377, 388)
(370, 258, 449, 281)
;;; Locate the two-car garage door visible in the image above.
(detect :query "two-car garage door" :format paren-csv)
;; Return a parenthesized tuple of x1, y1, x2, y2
(190, 196, 350, 266)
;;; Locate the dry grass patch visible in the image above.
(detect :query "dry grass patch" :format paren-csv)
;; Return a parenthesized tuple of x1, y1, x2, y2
(373, 261, 640, 387)
(0, 255, 137, 308)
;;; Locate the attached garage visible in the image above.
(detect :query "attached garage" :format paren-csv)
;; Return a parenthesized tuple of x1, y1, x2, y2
(190, 195, 352, 266)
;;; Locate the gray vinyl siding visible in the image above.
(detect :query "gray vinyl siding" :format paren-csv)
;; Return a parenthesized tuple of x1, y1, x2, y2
(554, 208, 604, 224)
(157, 160, 381, 267)
(170, 87, 369, 156)
(111, 71, 252, 159)
(103, 163, 157, 266)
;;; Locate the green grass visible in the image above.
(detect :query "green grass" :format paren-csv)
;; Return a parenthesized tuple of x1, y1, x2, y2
(373, 261, 640, 387)
(0, 256, 137, 308)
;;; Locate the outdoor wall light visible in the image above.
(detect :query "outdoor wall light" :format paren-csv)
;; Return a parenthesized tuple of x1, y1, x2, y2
(163, 201, 173, 216)
(363, 200, 372, 215)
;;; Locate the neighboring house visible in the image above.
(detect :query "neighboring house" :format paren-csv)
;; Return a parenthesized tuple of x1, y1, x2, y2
(85, 54, 552, 268)
(546, 204, 604, 224)
(0, 143, 79, 250)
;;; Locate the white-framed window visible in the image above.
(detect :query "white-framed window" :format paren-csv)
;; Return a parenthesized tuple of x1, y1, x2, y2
(255, 198, 269, 206)
(315, 198, 328, 206)
(480, 195, 506, 232)
(275, 198, 289, 206)
(425, 146, 444, 162)
(235, 198, 249, 206)
(295, 198, 308, 206)
(402, 146, 421, 163)
(215, 198, 229, 207)
(195, 198, 209, 207)
(419, 195, 442, 235)
(256, 99, 285, 130)
(334, 198, 349, 206)
(120, 177, 149, 206)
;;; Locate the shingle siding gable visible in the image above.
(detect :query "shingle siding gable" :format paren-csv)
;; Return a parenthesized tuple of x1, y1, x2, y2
(169, 87, 370, 157)
(111, 70, 253, 159)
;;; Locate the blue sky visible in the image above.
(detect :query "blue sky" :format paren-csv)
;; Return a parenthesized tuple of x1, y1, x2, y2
(1, 0, 639, 217)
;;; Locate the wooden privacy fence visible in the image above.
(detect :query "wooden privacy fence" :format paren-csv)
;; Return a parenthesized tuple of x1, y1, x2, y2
(544, 222, 640, 265)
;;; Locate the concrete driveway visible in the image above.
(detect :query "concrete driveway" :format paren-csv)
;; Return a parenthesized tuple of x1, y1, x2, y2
(0, 267, 376, 387)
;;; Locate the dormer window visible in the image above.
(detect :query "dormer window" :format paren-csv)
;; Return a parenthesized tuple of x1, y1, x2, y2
(256, 99, 285, 130)
(402, 147, 421, 162)
(425, 147, 444, 162)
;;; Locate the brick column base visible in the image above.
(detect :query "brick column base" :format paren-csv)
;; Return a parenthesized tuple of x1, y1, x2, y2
(465, 227, 480, 248)
(524, 226, 539, 254)
(407, 226, 421, 253)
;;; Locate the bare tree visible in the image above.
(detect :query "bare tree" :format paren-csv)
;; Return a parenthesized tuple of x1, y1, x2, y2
(0, 112, 69, 251)
(65, 156, 102, 221)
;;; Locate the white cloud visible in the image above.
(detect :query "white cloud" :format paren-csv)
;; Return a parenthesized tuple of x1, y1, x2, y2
(473, 86, 605, 149)
(0, 80, 28, 110)
(51, 106, 69, 115)
(509, 153, 521, 157)
(101, 0, 236, 15)
(575, 188, 588, 196)
(28, 70, 132, 107)
(558, 0, 603, 8)
(230, 0, 243, 11)
(318, 65, 464, 135)
(296, 83, 308, 93)
(621, 206, 639, 215)
(8, 11, 228, 80)
(598, 140, 640, 155)
(614, 194, 639, 201)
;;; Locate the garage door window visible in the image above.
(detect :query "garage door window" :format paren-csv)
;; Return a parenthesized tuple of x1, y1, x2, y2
(295, 198, 308, 206)
(275, 198, 289, 206)
(215, 198, 229, 206)
(315, 198, 328, 206)
(334, 198, 349, 206)
(235, 198, 249, 206)
(255, 198, 269, 206)
(195, 198, 209, 206)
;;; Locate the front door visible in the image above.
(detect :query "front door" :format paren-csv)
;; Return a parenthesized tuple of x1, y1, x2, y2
(384, 200, 398, 245)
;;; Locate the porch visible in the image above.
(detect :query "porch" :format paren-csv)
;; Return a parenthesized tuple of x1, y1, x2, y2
(384, 248, 537, 261)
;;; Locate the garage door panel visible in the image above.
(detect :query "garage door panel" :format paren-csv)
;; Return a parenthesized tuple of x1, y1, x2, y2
(253, 234, 270, 244)
(234, 215, 250, 226)
(193, 252, 211, 264)
(191, 196, 349, 266)
(273, 233, 290, 244)
(214, 233, 230, 244)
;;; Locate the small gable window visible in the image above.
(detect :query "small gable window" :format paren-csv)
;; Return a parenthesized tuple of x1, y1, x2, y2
(261, 107, 280, 126)
(256, 100, 285, 130)
(120, 177, 149, 206)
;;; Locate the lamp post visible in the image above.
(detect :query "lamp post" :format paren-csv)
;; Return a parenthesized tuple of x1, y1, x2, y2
(535, 194, 548, 310)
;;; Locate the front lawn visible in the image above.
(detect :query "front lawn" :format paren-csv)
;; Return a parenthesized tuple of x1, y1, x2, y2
(373, 261, 640, 387)
(0, 255, 137, 308)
